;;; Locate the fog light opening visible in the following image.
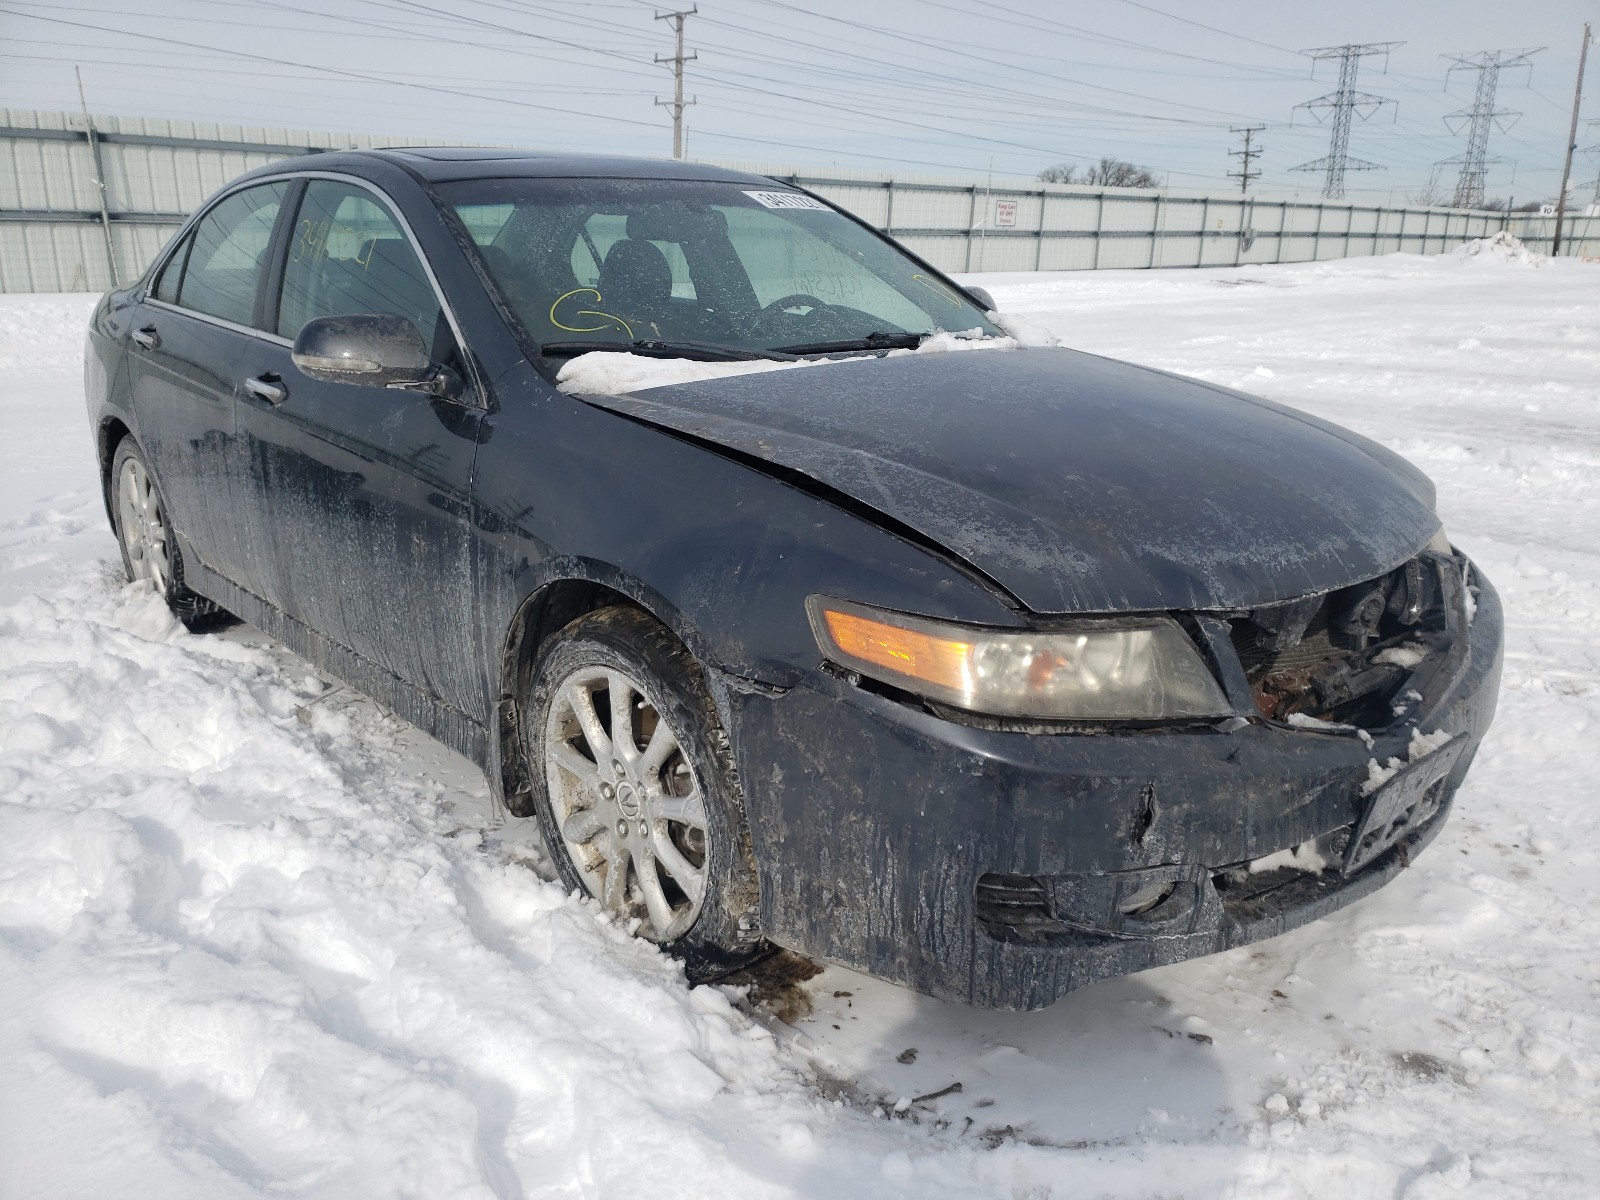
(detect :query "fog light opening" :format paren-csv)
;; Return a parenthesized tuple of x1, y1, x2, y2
(1118, 880, 1178, 917)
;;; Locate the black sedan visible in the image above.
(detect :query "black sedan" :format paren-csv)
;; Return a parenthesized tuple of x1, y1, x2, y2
(84, 150, 1502, 1010)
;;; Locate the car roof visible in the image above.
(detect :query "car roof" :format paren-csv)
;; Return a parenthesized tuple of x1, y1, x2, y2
(261, 147, 784, 187)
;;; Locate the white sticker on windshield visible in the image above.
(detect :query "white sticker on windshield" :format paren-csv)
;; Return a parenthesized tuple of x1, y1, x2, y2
(743, 190, 829, 211)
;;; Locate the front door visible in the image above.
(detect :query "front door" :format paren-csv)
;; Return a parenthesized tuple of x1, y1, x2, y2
(237, 177, 487, 723)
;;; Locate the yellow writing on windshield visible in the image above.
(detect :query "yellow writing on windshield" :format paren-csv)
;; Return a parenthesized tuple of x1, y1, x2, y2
(550, 288, 635, 339)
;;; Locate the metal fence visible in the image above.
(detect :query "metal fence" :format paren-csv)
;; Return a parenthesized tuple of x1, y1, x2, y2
(779, 172, 1600, 273)
(4, 107, 1598, 293)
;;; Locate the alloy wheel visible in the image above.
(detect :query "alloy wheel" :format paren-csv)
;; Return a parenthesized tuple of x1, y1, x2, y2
(542, 666, 709, 940)
(116, 455, 170, 593)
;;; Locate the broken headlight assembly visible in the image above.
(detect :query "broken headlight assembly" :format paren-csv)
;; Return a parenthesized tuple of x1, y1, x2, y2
(807, 596, 1232, 721)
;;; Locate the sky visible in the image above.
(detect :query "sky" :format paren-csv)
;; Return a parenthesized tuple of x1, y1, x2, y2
(0, 0, 1595, 203)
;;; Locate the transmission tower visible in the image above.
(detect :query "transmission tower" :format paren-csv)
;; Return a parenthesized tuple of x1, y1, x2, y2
(654, 7, 697, 160)
(1291, 42, 1403, 200)
(1228, 126, 1264, 193)
(1435, 49, 1541, 209)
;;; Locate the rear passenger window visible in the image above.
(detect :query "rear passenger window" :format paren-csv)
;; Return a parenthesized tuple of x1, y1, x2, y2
(174, 182, 288, 327)
(277, 181, 446, 356)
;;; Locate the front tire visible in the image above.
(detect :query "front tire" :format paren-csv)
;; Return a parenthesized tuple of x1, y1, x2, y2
(109, 439, 226, 628)
(524, 606, 766, 981)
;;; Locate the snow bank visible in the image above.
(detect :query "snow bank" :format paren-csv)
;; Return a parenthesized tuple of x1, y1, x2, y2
(0, 293, 95, 373)
(0, 576, 807, 1197)
(1451, 229, 1545, 266)
(2, 566, 1087, 1199)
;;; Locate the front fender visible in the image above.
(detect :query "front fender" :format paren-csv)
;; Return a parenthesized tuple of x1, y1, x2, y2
(471, 365, 1023, 692)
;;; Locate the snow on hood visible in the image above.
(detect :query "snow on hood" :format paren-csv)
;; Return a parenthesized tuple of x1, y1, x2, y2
(554, 312, 1059, 395)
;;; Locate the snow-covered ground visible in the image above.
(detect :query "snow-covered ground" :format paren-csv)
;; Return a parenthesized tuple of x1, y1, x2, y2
(3, 247, 1598, 1199)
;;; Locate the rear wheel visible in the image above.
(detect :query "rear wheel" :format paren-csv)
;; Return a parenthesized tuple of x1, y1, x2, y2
(109, 439, 226, 628)
(525, 606, 766, 980)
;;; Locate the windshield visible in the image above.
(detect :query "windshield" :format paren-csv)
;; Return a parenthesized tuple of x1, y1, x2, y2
(437, 177, 1001, 356)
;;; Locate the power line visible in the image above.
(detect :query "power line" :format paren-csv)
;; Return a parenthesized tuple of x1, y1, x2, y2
(3, 0, 1578, 194)
(0, 5, 671, 117)
(281, 0, 1305, 146)
(0, 38, 1207, 147)
(965, 0, 1306, 77)
(1436, 49, 1541, 209)
(288, 0, 1248, 168)
(1111, 0, 1299, 57)
(0, 6, 1115, 172)
(4, 0, 1324, 188)
(749, 0, 1279, 126)
(1292, 42, 1403, 200)
(1, 45, 1216, 180)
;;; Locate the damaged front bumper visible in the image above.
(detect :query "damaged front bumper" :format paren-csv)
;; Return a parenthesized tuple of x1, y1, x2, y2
(725, 557, 1503, 1010)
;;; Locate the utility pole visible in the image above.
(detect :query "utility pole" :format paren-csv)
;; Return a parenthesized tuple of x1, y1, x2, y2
(1227, 125, 1264, 193)
(1438, 49, 1541, 209)
(1552, 23, 1592, 257)
(654, 8, 697, 160)
(75, 66, 119, 288)
(1291, 42, 1403, 200)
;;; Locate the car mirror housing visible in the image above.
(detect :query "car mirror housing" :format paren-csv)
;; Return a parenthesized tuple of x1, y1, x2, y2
(964, 286, 997, 313)
(292, 313, 434, 387)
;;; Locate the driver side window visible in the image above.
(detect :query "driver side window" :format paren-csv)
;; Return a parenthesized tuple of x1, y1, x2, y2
(277, 180, 448, 358)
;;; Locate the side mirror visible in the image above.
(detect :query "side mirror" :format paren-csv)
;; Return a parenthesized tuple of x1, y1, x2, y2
(291, 313, 461, 398)
(964, 286, 998, 313)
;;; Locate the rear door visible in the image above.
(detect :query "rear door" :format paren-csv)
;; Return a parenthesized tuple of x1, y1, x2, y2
(125, 181, 289, 588)
(237, 176, 487, 722)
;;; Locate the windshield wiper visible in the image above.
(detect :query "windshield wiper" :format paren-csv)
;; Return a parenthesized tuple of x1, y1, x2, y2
(540, 339, 798, 363)
(772, 330, 925, 355)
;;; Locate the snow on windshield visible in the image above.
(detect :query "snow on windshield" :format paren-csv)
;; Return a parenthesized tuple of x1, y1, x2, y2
(554, 314, 1059, 395)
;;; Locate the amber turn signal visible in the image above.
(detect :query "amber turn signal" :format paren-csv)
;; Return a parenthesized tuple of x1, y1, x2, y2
(820, 606, 974, 695)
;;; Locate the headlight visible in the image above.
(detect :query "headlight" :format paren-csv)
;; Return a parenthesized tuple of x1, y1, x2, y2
(1427, 526, 1451, 555)
(806, 597, 1232, 721)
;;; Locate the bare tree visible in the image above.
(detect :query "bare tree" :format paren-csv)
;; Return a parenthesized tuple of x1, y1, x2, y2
(1080, 157, 1161, 188)
(1408, 171, 1447, 206)
(1037, 157, 1160, 188)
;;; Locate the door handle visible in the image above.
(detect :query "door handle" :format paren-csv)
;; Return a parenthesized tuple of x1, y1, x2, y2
(243, 374, 287, 405)
(131, 325, 159, 351)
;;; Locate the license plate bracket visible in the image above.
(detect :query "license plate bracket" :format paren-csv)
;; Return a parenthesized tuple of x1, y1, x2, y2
(1344, 737, 1466, 874)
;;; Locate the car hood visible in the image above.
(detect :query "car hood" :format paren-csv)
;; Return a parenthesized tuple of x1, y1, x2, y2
(573, 347, 1440, 613)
